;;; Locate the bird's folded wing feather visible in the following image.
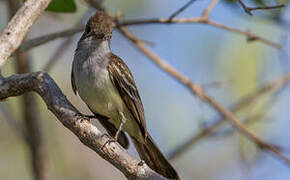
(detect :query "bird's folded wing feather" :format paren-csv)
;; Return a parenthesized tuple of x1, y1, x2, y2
(107, 54, 147, 138)
(71, 70, 77, 95)
(71, 64, 130, 149)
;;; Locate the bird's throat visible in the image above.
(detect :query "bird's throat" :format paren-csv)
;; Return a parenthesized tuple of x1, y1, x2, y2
(77, 38, 111, 68)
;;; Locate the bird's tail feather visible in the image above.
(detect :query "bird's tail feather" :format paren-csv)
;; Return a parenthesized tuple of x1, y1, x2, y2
(131, 134, 179, 180)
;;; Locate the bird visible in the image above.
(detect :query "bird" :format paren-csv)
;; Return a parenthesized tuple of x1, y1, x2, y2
(71, 11, 179, 179)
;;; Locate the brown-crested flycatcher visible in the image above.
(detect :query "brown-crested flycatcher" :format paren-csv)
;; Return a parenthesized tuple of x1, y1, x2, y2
(71, 11, 179, 179)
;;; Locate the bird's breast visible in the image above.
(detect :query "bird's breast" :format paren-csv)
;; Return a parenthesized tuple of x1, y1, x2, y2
(74, 60, 122, 118)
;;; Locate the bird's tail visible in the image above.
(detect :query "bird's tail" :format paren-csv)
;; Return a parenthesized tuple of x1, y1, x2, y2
(131, 134, 179, 180)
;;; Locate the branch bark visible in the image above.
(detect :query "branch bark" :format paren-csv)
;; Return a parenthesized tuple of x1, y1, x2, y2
(0, 0, 51, 67)
(0, 72, 167, 180)
(168, 72, 290, 160)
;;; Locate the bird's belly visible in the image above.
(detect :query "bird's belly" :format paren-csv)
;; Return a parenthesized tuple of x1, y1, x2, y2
(75, 68, 144, 141)
(77, 69, 122, 118)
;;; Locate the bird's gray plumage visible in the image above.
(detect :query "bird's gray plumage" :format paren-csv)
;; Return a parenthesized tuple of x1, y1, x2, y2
(71, 11, 179, 179)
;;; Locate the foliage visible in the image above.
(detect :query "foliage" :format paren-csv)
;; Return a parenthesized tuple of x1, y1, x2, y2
(46, 0, 77, 12)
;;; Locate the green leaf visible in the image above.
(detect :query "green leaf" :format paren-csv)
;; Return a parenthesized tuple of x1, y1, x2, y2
(46, 0, 77, 13)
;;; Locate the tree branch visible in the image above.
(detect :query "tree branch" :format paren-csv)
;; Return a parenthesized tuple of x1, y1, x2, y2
(0, 72, 167, 180)
(168, 72, 290, 160)
(19, 26, 85, 53)
(0, 0, 52, 67)
(118, 18, 282, 50)
(42, 9, 92, 72)
(168, 0, 197, 20)
(237, 0, 284, 16)
(13, 0, 282, 54)
(117, 26, 290, 165)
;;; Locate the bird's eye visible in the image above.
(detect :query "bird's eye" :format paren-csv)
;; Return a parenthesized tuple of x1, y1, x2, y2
(95, 33, 105, 39)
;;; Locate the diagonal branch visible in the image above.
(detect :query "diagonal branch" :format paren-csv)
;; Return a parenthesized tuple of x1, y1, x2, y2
(0, 72, 167, 180)
(117, 26, 290, 165)
(19, 26, 85, 53)
(0, 0, 52, 67)
(169, 0, 198, 20)
(168, 72, 290, 160)
(42, 9, 92, 72)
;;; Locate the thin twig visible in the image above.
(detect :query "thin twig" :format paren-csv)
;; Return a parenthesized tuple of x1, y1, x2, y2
(12, 0, 282, 53)
(168, 72, 290, 160)
(118, 19, 282, 50)
(202, 79, 232, 89)
(249, 5, 285, 11)
(42, 9, 92, 72)
(0, 0, 52, 67)
(43, 38, 73, 72)
(19, 26, 85, 52)
(202, 0, 220, 18)
(20, 14, 282, 53)
(237, 0, 284, 16)
(169, 0, 197, 20)
(118, 26, 290, 165)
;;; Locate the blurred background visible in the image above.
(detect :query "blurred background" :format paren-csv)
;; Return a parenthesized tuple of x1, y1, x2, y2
(1, 0, 290, 179)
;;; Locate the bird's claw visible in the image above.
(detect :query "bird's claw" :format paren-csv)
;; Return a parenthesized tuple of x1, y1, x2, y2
(101, 135, 118, 149)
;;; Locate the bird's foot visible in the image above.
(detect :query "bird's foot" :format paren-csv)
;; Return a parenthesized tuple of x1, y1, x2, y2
(101, 121, 124, 149)
(101, 134, 118, 149)
(78, 113, 95, 121)
(138, 160, 145, 166)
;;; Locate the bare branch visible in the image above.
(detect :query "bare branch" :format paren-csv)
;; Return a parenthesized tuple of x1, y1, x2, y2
(19, 26, 85, 52)
(20, 14, 282, 53)
(202, 79, 232, 89)
(118, 18, 282, 50)
(12, 0, 281, 54)
(237, 0, 284, 16)
(202, 0, 220, 18)
(43, 38, 73, 72)
(0, 0, 51, 67)
(117, 26, 290, 165)
(42, 8, 92, 72)
(0, 72, 167, 180)
(168, 72, 290, 160)
(169, 0, 197, 20)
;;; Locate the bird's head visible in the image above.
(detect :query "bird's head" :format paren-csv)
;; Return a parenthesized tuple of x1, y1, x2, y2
(83, 11, 115, 41)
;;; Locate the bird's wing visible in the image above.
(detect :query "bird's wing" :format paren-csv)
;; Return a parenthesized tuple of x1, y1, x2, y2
(107, 54, 147, 138)
(71, 69, 77, 95)
(71, 61, 130, 149)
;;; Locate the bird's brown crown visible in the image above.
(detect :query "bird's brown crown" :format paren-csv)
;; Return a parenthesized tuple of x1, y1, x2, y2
(87, 11, 115, 36)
